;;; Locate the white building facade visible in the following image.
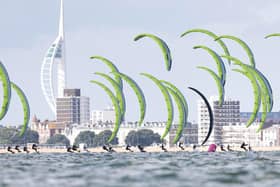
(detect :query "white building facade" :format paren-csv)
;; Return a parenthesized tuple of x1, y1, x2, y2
(198, 96, 240, 145)
(222, 123, 280, 147)
(91, 107, 115, 124)
(65, 122, 168, 146)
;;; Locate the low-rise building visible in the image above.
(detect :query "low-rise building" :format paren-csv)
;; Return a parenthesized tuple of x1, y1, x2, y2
(90, 106, 115, 124)
(262, 125, 280, 146)
(222, 123, 280, 147)
(31, 115, 67, 144)
(169, 123, 198, 147)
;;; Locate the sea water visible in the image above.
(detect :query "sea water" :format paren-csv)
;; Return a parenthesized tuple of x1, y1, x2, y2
(1, 151, 280, 187)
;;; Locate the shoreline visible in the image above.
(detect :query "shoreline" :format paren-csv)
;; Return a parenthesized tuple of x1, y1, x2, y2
(1, 146, 280, 154)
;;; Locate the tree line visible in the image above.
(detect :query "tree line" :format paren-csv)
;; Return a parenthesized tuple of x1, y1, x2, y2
(0, 126, 161, 147)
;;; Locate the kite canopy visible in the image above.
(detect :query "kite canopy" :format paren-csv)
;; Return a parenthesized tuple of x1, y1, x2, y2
(11, 82, 30, 137)
(134, 33, 172, 71)
(90, 56, 123, 89)
(0, 61, 11, 121)
(215, 35, 255, 68)
(90, 80, 122, 143)
(180, 28, 231, 64)
(188, 87, 214, 145)
(112, 72, 146, 126)
(141, 73, 174, 140)
(94, 72, 126, 122)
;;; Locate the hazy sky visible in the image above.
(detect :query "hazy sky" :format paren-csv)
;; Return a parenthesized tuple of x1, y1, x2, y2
(1, 0, 280, 125)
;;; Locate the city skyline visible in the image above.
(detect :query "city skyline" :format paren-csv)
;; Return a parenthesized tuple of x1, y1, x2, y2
(1, 1, 280, 125)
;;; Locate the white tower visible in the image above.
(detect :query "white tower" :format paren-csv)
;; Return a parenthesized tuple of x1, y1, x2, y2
(41, 0, 66, 114)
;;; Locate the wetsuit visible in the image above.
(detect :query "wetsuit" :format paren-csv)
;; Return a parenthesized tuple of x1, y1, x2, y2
(126, 145, 133, 152)
(179, 142, 184, 150)
(220, 145, 226, 151)
(108, 146, 115, 153)
(7, 146, 15, 154)
(23, 146, 29, 153)
(102, 145, 109, 152)
(67, 147, 73, 153)
(227, 145, 233, 151)
(137, 145, 146, 152)
(32, 144, 39, 154)
(15, 145, 21, 153)
(240, 142, 248, 151)
(72, 145, 80, 152)
(160, 144, 168, 152)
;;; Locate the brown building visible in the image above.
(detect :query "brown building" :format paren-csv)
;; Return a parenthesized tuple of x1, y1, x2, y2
(31, 115, 67, 144)
(56, 89, 90, 125)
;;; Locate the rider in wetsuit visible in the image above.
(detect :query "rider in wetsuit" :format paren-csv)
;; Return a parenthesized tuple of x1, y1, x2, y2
(7, 146, 15, 154)
(125, 145, 133, 152)
(137, 145, 146, 152)
(240, 142, 248, 151)
(220, 145, 226, 151)
(227, 144, 234, 151)
(15, 145, 21, 153)
(160, 144, 168, 152)
(179, 142, 184, 150)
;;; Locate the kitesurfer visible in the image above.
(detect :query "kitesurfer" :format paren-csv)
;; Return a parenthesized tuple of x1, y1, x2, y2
(227, 145, 233, 151)
(193, 145, 197, 151)
(7, 146, 15, 154)
(23, 146, 29, 153)
(125, 145, 133, 152)
(137, 145, 146, 152)
(241, 142, 248, 151)
(220, 145, 226, 151)
(15, 145, 21, 153)
(248, 145, 252, 151)
(208, 144, 217, 152)
(67, 147, 73, 153)
(160, 144, 168, 152)
(102, 145, 109, 152)
(179, 142, 184, 150)
(108, 146, 116, 153)
(32, 144, 39, 154)
(72, 145, 80, 152)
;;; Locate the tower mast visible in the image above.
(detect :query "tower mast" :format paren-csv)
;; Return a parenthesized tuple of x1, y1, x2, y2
(57, 0, 66, 98)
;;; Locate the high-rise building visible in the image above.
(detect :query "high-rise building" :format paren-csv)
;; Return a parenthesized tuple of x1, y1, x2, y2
(198, 96, 240, 145)
(56, 89, 90, 124)
(41, 0, 66, 114)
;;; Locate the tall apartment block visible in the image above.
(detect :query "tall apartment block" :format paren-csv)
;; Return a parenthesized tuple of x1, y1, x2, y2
(198, 96, 240, 145)
(56, 89, 90, 124)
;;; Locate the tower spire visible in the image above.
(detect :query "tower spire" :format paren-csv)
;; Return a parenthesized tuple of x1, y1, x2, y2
(59, 0, 64, 38)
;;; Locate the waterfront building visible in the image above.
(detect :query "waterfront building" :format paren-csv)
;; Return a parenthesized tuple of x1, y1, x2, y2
(169, 123, 198, 147)
(65, 122, 167, 146)
(90, 106, 115, 124)
(240, 112, 280, 125)
(222, 123, 280, 147)
(41, 0, 66, 114)
(31, 116, 66, 144)
(221, 123, 261, 147)
(198, 96, 240, 145)
(56, 89, 90, 125)
(262, 125, 280, 146)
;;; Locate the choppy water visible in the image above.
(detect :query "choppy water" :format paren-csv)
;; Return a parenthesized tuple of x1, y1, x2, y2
(1, 151, 280, 187)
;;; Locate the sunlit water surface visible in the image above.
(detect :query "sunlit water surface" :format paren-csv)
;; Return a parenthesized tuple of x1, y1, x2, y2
(1, 151, 280, 187)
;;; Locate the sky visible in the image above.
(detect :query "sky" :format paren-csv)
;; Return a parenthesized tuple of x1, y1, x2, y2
(0, 0, 280, 125)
